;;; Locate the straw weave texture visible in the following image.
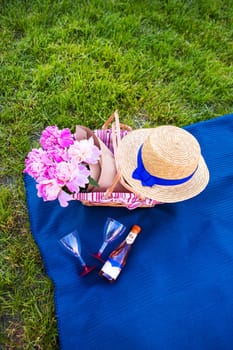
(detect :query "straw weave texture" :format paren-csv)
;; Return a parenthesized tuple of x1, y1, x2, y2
(116, 127, 209, 203)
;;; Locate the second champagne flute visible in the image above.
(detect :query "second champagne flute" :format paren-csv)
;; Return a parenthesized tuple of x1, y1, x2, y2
(92, 217, 126, 262)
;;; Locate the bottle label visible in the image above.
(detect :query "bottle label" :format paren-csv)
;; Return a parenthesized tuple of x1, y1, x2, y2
(101, 258, 122, 280)
(126, 232, 137, 245)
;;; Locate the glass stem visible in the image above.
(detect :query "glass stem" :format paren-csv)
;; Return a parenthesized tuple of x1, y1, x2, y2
(99, 241, 108, 255)
(77, 255, 86, 267)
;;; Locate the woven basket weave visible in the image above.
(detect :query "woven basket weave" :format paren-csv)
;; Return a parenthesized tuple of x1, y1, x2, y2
(73, 111, 160, 210)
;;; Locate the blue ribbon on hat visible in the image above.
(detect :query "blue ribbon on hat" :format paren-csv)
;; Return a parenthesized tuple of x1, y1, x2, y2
(132, 146, 197, 187)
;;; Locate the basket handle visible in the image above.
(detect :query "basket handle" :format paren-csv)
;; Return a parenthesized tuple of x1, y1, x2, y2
(104, 111, 145, 200)
(102, 110, 132, 132)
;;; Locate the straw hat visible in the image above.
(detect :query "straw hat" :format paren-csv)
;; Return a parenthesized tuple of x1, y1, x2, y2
(116, 125, 209, 203)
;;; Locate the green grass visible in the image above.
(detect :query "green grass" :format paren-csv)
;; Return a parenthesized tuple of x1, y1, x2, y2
(0, 0, 232, 348)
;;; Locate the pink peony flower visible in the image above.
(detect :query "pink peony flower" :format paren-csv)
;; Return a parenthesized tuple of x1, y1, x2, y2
(68, 137, 101, 164)
(40, 126, 61, 150)
(36, 179, 74, 207)
(24, 148, 53, 181)
(66, 164, 90, 193)
(55, 161, 90, 193)
(47, 145, 69, 163)
(55, 161, 75, 185)
(40, 126, 74, 150)
(58, 128, 74, 148)
(36, 179, 62, 201)
(57, 190, 74, 207)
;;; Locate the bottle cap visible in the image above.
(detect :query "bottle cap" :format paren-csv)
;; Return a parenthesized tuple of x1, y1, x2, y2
(131, 225, 141, 234)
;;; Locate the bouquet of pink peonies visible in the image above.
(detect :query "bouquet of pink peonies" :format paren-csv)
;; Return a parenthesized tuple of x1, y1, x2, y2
(24, 126, 101, 207)
(24, 112, 159, 210)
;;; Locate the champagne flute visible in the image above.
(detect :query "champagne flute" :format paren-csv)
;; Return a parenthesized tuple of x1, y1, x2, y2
(92, 217, 126, 262)
(59, 230, 95, 276)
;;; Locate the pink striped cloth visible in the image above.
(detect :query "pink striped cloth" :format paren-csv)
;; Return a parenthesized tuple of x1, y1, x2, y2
(74, 128, 160, 210)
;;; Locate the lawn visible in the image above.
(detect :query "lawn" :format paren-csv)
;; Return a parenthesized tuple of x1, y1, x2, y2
(0, 0, 232, 348)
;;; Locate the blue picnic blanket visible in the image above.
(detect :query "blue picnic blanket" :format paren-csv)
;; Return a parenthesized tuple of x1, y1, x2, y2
(24, 113, 233, 350)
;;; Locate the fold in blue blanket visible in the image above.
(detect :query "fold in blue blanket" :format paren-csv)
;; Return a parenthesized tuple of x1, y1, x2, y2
(24, 114, 233, 350)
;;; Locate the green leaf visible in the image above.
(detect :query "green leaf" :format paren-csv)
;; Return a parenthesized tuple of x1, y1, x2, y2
(88, 176, 99, 188)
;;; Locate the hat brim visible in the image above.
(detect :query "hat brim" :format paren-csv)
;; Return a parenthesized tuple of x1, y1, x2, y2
(116, 129, 210, 203)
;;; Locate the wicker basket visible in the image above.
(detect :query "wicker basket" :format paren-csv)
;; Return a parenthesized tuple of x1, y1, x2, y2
(73, 111, 160, 210)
